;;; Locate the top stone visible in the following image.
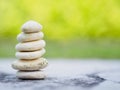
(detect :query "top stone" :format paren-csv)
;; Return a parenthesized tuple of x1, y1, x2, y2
(21, 20, 43, 33)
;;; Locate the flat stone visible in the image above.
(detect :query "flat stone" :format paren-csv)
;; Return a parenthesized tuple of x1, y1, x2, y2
(17, 32, 44, 42)
(17, 70, 46, 80)
(12, 58, 48, 70)
(21, 20, 43, 33)
(15, 40, 46, 52)
(15, 48, 45, 60)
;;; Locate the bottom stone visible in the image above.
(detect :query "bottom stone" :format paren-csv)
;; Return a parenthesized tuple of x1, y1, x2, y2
(17, 70, 46, 80)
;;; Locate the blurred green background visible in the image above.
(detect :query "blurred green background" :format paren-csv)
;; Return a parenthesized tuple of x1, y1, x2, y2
(0, 0, 120, 58)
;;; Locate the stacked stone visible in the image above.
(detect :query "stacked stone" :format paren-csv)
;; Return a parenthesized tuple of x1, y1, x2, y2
(12, 20, 48, 80)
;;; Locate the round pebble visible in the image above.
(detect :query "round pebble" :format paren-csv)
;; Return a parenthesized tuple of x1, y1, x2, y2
(16, 48, 45, 60)
(12, 58, 48, 70)
(21, 20, 43, 33)
(17, 70, 46, 80)
(16, 40, 46, 51)
(17, 32, 44, 42)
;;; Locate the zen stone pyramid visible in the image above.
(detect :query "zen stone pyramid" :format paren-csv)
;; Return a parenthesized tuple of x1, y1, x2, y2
(12, 20, 48, 79)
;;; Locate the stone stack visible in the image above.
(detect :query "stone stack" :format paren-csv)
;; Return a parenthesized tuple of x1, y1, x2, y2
(12, 20, 48, 80)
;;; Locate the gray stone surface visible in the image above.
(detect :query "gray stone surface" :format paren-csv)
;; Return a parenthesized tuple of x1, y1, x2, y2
(0, 59, 120, 90)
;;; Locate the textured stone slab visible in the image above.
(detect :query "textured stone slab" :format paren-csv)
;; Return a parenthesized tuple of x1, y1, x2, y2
(92, 81, 120, 90)
(98, 71, 120, 83)
(0, 59, 120, 90)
